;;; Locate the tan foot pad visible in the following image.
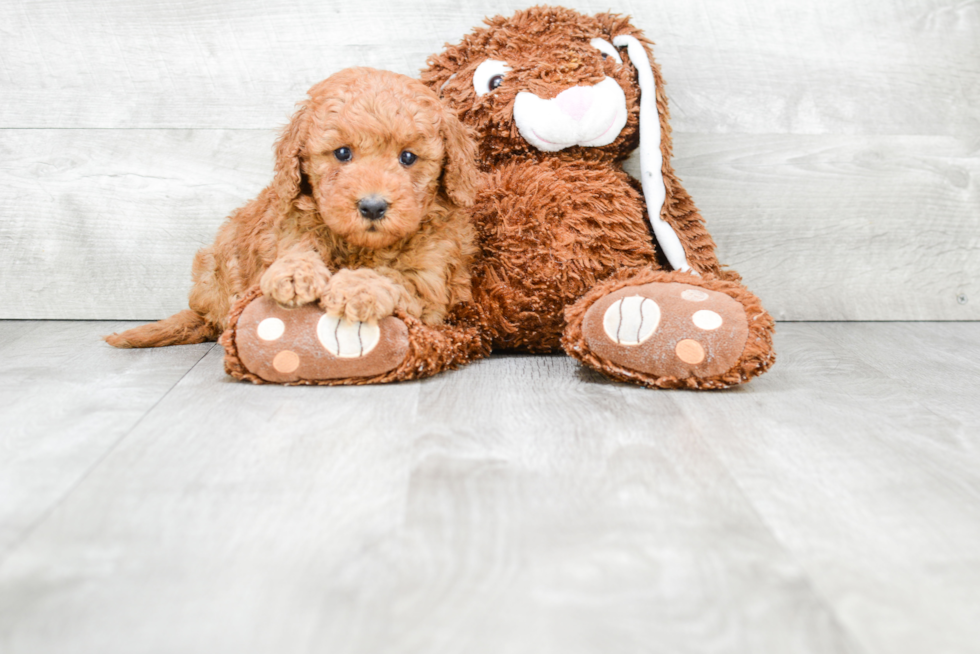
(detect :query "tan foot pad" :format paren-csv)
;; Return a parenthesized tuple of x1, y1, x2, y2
(234, 295, 409, 383)
(583, 282, 748, 379)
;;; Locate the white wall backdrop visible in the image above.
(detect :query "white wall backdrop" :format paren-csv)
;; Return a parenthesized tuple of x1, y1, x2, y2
(1, 0, 977, 320)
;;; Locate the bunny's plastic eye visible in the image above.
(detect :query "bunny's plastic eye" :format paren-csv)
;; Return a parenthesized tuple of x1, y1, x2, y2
(473, 60, 511, 97)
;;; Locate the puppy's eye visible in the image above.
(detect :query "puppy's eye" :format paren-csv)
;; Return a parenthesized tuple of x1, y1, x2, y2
(473, 59, 511, 97)
(334, 147, 353, 162)
(399, 151, 418, 166)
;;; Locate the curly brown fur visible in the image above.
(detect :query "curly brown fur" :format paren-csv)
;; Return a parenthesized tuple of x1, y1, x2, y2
(107, 68, 479, 349)
(106, 310, 221, 349)
(467, 158, 657, 351)
(423, 7, 730, 282)
(421, 7, 738, 354)
(421, 6, 773, 385)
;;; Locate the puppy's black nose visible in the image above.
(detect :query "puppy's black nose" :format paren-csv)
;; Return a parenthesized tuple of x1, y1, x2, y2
(358, 196, 388, 220)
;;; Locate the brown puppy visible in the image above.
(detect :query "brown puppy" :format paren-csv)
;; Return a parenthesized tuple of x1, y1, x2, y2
(106, 68, 479, 350)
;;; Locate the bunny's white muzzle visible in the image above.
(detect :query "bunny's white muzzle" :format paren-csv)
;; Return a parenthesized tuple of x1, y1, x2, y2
(513, 77, 628, 152)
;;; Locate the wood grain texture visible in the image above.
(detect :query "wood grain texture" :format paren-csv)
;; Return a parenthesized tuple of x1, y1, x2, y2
(0, 321, 214, 557)
(657, 134, 980, 321)
(830, 321, 980, 426)
(0, 129, 272, 319)
(1, 0, 976, 134)
(0, 331, 862, 654)
(2, 129, 976, 320)
(671, 322, 980, 654)
(1, 321, 979, 652)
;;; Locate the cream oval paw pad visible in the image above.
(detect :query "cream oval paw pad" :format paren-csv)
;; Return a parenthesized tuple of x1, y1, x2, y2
(257, 317, 286, 341)
(602, 295, 661, 345)
(582, 282, 749, 380)
(691, 310, 723, 331)
(316, 315, 381, 358)
(232, 295, 409, 383)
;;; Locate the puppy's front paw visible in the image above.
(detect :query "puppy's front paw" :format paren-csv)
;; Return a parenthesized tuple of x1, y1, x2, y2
(320, 268, 398, 322)
(260, 253, 331, 308)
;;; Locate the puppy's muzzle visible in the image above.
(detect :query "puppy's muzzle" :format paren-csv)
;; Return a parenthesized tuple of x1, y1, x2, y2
(358, 195, 388, 221)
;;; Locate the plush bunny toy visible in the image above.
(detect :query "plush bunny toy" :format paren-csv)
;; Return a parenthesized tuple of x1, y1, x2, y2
(419, 6, 775, 388)
(223, 6, 774, 388)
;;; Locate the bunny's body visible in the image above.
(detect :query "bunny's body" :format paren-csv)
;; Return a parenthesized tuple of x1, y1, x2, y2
(423, 7, 775, 388)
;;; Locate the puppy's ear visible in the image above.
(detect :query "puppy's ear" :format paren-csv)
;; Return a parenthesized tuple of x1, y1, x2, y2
(440, 108, 480, 207)
(272, 100, 313, 216)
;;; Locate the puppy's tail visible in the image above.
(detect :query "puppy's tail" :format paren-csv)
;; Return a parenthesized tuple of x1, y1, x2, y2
(104, 310, 220, 348)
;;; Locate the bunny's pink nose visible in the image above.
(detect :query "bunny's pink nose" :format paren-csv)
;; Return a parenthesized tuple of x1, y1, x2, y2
(554, 86, 594, 121)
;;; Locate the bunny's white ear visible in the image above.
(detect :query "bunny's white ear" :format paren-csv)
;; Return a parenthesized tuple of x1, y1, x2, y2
(613, 35, 695, 274)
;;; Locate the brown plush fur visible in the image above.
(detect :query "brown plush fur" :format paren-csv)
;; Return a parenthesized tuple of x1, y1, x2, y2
(419, 6, 774, 387)
(106, 68, 480, 349)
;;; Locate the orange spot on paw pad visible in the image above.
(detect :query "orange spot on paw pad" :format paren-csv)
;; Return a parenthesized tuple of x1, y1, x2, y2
(272, 350, 300, 373)
(675, 339, 705, 364)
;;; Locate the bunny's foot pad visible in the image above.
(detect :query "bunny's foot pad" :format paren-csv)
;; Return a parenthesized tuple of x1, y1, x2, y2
(221, 286, 490, 385)
(563, 271, 775, 389)
(221, 289, 408, 384)
(584, 282, 747, 378)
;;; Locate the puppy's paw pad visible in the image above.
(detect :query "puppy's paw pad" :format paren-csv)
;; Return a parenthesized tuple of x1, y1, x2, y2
(316, 315, 380, 358)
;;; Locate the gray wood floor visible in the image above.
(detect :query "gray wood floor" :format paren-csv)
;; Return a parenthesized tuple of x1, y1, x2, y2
(0, 320, 978, 654)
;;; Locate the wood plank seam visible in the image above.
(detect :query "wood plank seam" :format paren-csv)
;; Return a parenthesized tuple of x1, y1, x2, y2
(0, 341, 218, 568)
